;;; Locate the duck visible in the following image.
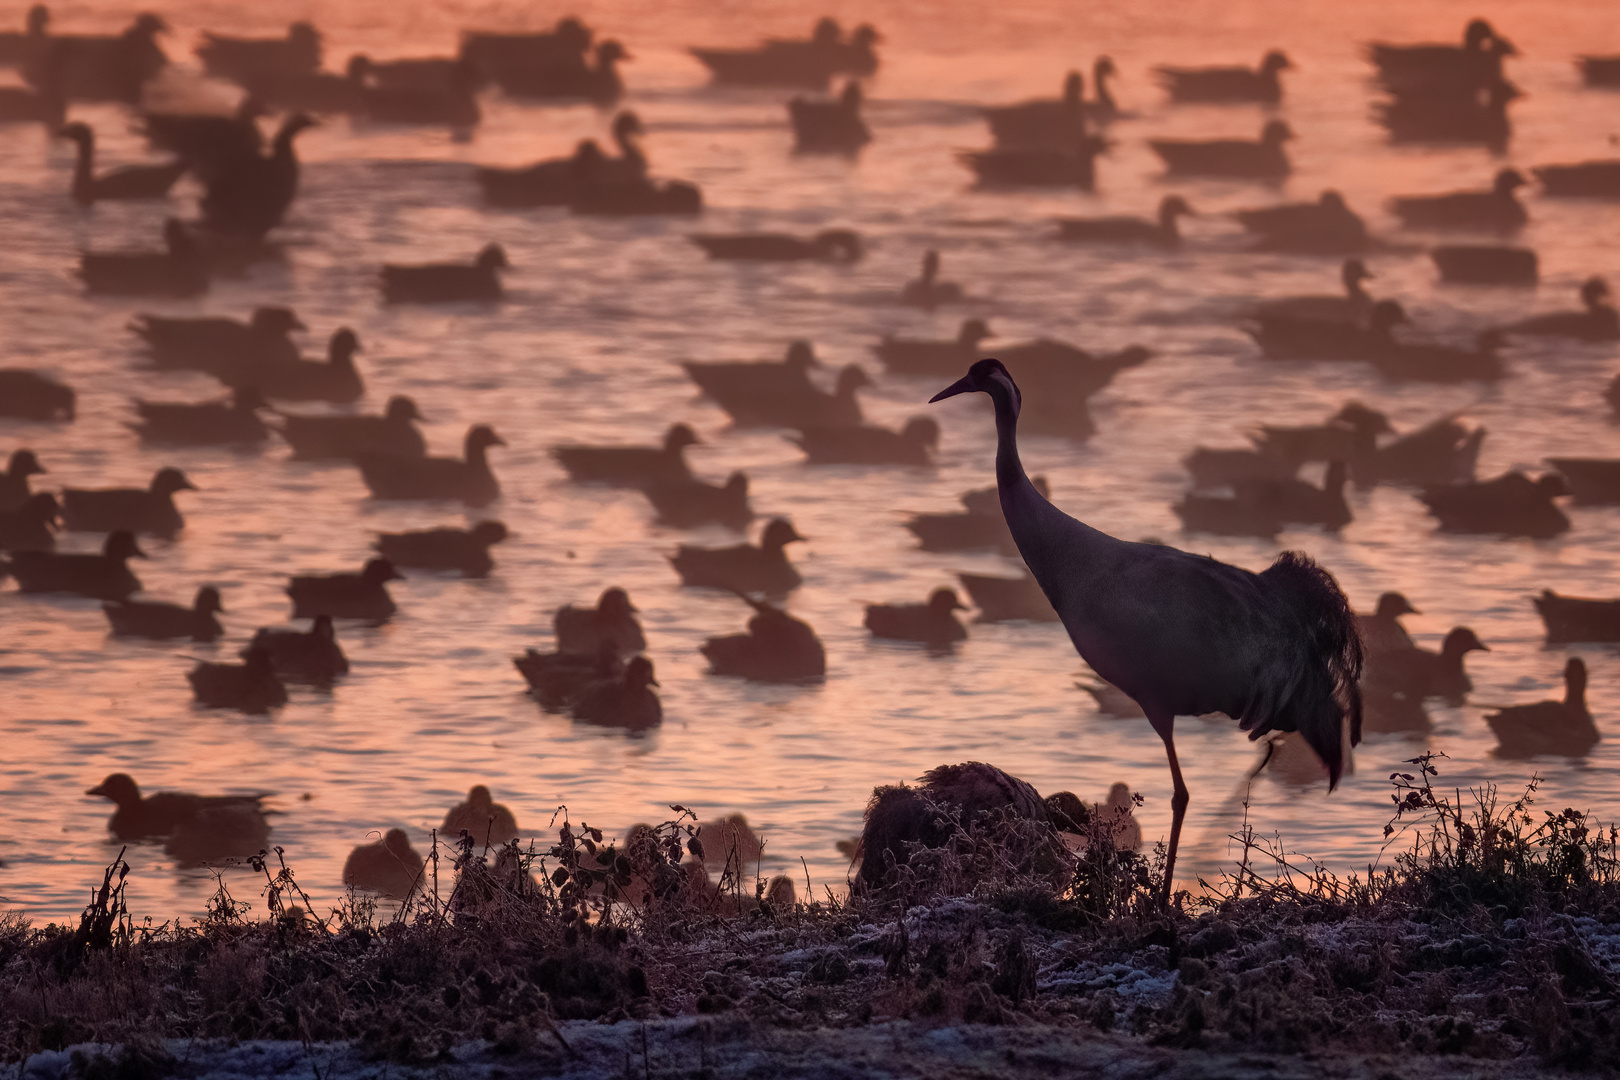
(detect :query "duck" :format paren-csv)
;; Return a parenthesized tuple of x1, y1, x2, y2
(359, 56, 481, 128)
(865, 587, 969, 645)
(958, 133, 1109, 188)
(683, 340, 819, 419)
(0, 448, 45, 511)
(514, 641, 622, 710)
(461, 17, 595, 87)
(1364, 302, 1506, 383)
(286, 557, 402, 621)
(700, 593, 826, 682)
(956, 569, 1058, 623)
(358, 424, 504, 507)
(140, 96, 265, 179)
(1149, 119, 1292, 180)
(1419, 471, 1569, 538)
(477, 113, 645, 208)
(247, 615, 348, 684)
(62, 466, 196, 537)
(986, 59, 1117, 145)
(642, 472, 753, 530)
(789, 80, 870, 154)
(224, 327, 363, 403)
(1056, 194, 1193, 248)
(873, 319, 993, 377)
(900, 251, 964, 308)
(103, 585, 224, 641)
(1255, 259, 1377, 324)
(1357, 592, 1419, 655)
(1171, 491, 1282, 538)
(1390, 168, 1526, 233)
(690, 229, 863, 263)
(671, 517, 805, 595)
(1364, 627, 1488, 704)
(58, 122, 185, 203)
(1434, 243, 1538, 287)
(1250, 403, 1392, 468)
(552, 423, 697, 489)
(690, 19, 878, 89)
(196, 21, 321, 83)
(1233, 461, 1352, 531)
(2, 528, 143, 599)
(1355, 414, 1484, 488)
(26, 12, 168, 104)
(0, 5, 49, 69)
(131, 386, 270, 446)
(1235, 190, 1369, 254)
(201, 112, 316, 239)
(1375, 79, 1516, 149)
(343, 828, 424, 898)
(1486, 658, 1596, 758)
(382, 243, 507, 303)
(79, 218, 207, 298)
(718, 363, 868, 429)
(1532, 160, 1620, 199)
(0, 492, 58, 552)
(374, 521, 508, 578)
(131, 306, 304, 372)
(554, 587, 646, 657)
(242, 55, 365, 115)
(499, 39, 628, 103)
(1155, 50, 1292, 103)
(1369, 19, 1514, 95)
(1543, 458, 1620, 505)
(86, 772, 270, 845)
(571, 655, 662, 729)
(188, 644, 288, 714)
(1502, 277, 1619, 341)
(0, 369, 73, 420)
(903, 476, 1050, 554)
(1535, 589, 1620, 643)
(792, 417, 940, 465)
(443, 785, 520, 847)
(277, 395, 425, 461)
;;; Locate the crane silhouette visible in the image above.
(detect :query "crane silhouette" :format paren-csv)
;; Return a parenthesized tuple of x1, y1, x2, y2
(931, 359, 1363, 903)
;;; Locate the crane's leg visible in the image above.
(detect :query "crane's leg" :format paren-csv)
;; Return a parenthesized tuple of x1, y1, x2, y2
(1147, 710, 1189, 908)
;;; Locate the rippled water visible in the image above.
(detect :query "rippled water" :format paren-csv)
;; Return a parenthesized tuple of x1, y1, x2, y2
(2, 0, 1619, 921)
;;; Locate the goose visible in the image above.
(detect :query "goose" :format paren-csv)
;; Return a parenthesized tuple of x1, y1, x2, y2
(792, 416, 940, 465)
(225, 327, 363, 403)
(900, 251, 964, 308)
(79, 218, 207, 298)
(1150, 119, 1292, 180)
(865, 587, 969, 646)
(247, 615, 348, 684)
(86, 773, 271, 851)
(984, 69, 1086, 148)
(1355, 414, 1484, 487)
(1502, 277, 1619, 341)
(104, 585, 224, 641)
(461, 17, 594, 88)
(197, 22, 321, 83)
(477, 111, 646, 207)
(552, 423, 697, 489)
(700, 593, 825, 682)
(1544, 458, 1620, 505)
(200, 112, 315, 239)
(359, 56, 481, 128)
(717, 363, 867, 429)
(0, 449, 45, 511)
(1535, 589, 1620, 643)
(690, 229, 863, 263)
(1233, 461, 1353, 531)
(1486, 658, 1596, 758)
(690, 20, 878, 89)
(671, 518, 804, 595)
(1364, 627, 1488, 704)
(131, 386, 270, 446)
(1171, 491, 1282, 538)
(62, 466, 196, 537)
(140, 96, 265, 179)
(0, 5, 48, 68)
(188, 643, 287, 713)
(1375, 79, 1516, 148)
(1156, 49, 1292, 104)
(1369, 19, 1514, 94)
(26, 12, 167, 104)
(374, 521, 508, 577)
(499, 39, 628, 103)
(131, 306, 304, 372)
(278, 395, 425, 461)
(442, 785, 520, 847)
(904, 476, 1050, 554)
(358, 424, 504, 507)
(0, 492, 58, 552)
(1235, 190, 1369, 254)
(957, 569, 1059, 623)
(1581, 56, 1620, 87)
(1356, 592, 1419, 655)
(554, 587, 646, 657)
(1056, 195, 1193, 248)
(2, 528, 143, 599)
(1390, 168, 1526, 232)
(873, 318, 993, 377)
(515, 641, 622, 709)
(1419, 471, 1569, 538)
(683, 340, 819, 418)
(958, 133, 1109, 188)
(1254, 259, 1376, 324)
(1365, 302, 1506, 383)
(790, 80, 870, 154)
(571, 655, 662, 729)
(343, 828, 424, 898)
(0, 369, 73, 420)
(1533, 160, 1620, 199)
(58, 122, 184, 203)
(1250, 402, 1392, 467)
(287, 557, 403, 621)
(642, 472, 753, 530)
(382, 243, 507, 303)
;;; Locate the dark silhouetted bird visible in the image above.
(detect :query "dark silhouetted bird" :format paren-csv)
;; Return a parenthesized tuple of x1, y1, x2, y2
(140, 96, 265, 178)
(701, 592, 826, 682)
(287, 557, 402, 621)
(1354, 414, 1484, 487)
(382, 243, 507, 303)
(26, 12, 167, 104)
(1431, 245, 1537, 286)
(866, 587, 969, 645)
(443, 785, 520, 846)
(248, 615, 348, 684)
(104, 585, 224, 641)
(58, 121, 184, 203)
(1369, 19, 1514, 94)
(1156, 50, 1291, 103)
(690, 19, 879, 89)
(1150, 120, 1292, 179)
(1365, 627, 1487, 704)
(790, 80, 869, 153)
(957, 570, 1058, 623)
(278, 395, 425, 460)
(1533, 160, 1620, 198)
(0, 492, 58, 552)
(1234, 461, 1353, 531)
(3, 528, 143, 599)
(1391, 168, 1526, 233)
(344, 828, 423, 898)
(132, 386, 269, 445)
(1487, 658, 1596, 758)
(1364, 302, 1506, 383)
(79, 218, 207, 297)
(200, 112, 315, 239)
(62, 466, 196, 537)
(671, 517, 804, 595)
(359, 55, 481, 127)
(188, 644, 288, 713)
(691, 229, 863, 263)
(900, 250, 964, 308)
(1535, 590, 1620, 643)
(552, 423, 697, 489)
(1057, 195, 1193, 248)
(1256, 259, 1377, 325)
(984, 62, 1117, 145)
(1375, 79, 1516, 149)
(85, 773, 270, 850)
(1502, 277, 1618, 341)
(358, 424, 504, 507)
(873, 318, 993, 377)
(375, 521, 507, 577)
(554, 587, 646, 657)
(684, 342, 820, 422)
(131, 306, 303, 373)
(572, 655, 662, 728)
(959, 133, 1108, 188)
(228, 328, 363, 403)
(0, 369, 74, 420)
(1542, 458, 1620, 505)
(0, 449, 45, 511)
(1235, 190, 1369, 254)
(643, 472, 752, 530)
(1357, 592, 1419, 656)
(1420, 471, 1569, 538)
(196, 21, 321, 83)
(515, 641, 620, 709)
(499, 38, 628, 103)
(792, 417, 940, 465)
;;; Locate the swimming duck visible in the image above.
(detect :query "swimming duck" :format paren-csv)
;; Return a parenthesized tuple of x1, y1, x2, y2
(903, 476, 1050, 554)
(1156, 49, 1292, 103)
(382, 243, 507, 303)
(700, 592, 826, 682)
(86, 772, 270, 845)
(443, 785, 520, 847)
(0, 492, 58, 552)
(0, 369, 73, 420)
(477, 115, 641, 208)
(672, 518, 805, 595)
(1356, 592, 1418, 655)
(1369, 19, 1514, 95)
(1486, 658, 1596, 758)
(690, 229, 863, 263)
(1391, 168, 1526, 233)
(1150, 119, 1292, 180)
(1434, 243, 1537, 286)
(0, 449, 45, 511)
(1535, 589, 1620, 643)
(139, 95, 266, 179)
(58, 122, 184, 203)
(984, 69, 1086, 148)
(132, 386, 270, 446)
(1171, 491, 1282, 538)
(958, 133, 1109, 188)
(790, 80, 870, 154)
(642, 472, 753, 530)
(1364, 302, 1506, 383)
(79, 217, 207, 298)
(1234, 460, 1353, 531)
(792, 417, 940, 465)
(278, 395, 425, 461)
(188, 643, 288, 714)
(359, 56, 481, 128)
(1420, 470, 1569, 538)
(2, 528, 143, 599)
(1250, 402, 1392, 468)
(1502, 277, 1618, 341)
(1364, 627, 1488, 704)
(1056, 194, 1193, 248)
(201, 112, 315, 239)
(1235, 190, 1369, 254)
(1355, 414, 1484, 487)
(683, 340, 819, 420)
(0, 5, 49, 68)
(26, 12, 167, 104)
(1543, 459, 1620, 505)
(554, 587, 646, 657)
(571, 655, 662, 729)
(1375, 79, 1516, 149)
(241, 55, 365, 115)
(552, 422, 697, 489)
(343, 828, 424, 898)
(197, 21, 321, 84)
(226, 327, 363, 403)
(132, 306, 304, 373)
(956, 569, 1058, 623)
(514, 640, 622, 710)
(374, 520, 508, 577)
(1533, 160, 1620, 199)
(873, 318, 993, 377)
(723, 363, 868, 429)
(247, 614, 348, 683)
(287, 557, 402, 621)
(104, 585, 224, 641)
(499, 39, 628, 103)
(358, 424, 504, 507)
(691, 19, 878, 89)
(1255, 259, 1377, 324)
(865, 587, 969, 645)
(900, 250, 964, 308)
(62, 466, 196, 537)
(460, 17, 594, 88)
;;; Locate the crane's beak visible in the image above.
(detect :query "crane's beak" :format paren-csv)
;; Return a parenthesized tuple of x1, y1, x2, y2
(929, 375, 977, 402)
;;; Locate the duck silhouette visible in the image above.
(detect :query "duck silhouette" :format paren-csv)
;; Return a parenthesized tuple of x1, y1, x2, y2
(1432, 244, 1538, 286)
(570, 174, 703, 217)
(443, 785, 520, 847)
(792, 416, 941, 465)
(1233, 461, 1352, 531)
(0, 369, 74, 420)
(243, 54, 365, 115)
(228, 328, 363, 403)
(188, 643, 288, 713)
(691, 229, 863, 263)
(691, 19, 878, 89)
(1544, 458, 1620, 505)
(86, 773, 270, 850)
(374, 520, 507, 577)
(501, 39, 628, 103)
(3, 528, 143, 599)
(1420, 471, 1569, 538)
(382, 243, 507, 303)
(0, 492, 58, 552)
(1364, 302, 1506, 382)
(572, 655, 662, 729)
(201, 112, 315, 239)
(62, 466, 196, 537)
(132, 306, 303, 372)
(790, 80, 869, 154)
(477, 114, 643, 208)
(1503, 277, 1618, 341)
(0, 6, 49, 69)
(554, 587, 646, 657)
(553, 422, 697, 489)
(515, 640, 622, 710)
(26, 12, 168, 104)
(1255, 259, 1377, 324)
(1156, 50, 1292, 103)
(247, 614, 348, 684)
(672, 518, 804, 595)
(1236, 190, 1369, 255)
(1150, 119, 1292, 180)
(58, 121, 184, 203)
(1248, 404, 1391, 471)
(643, 472, 753, 530)
(957, 569, 1058, 623)
(985, 62, 1117, 146)
(79, 218, 207, 297)
(358, 424, 504, 507)
(461, 17, 596, 90)
(1487, 658, 1596, 758)
(1535, 590, 1620, 643)
(1533, 160, 1620, 198)
(1365, 627, 1488, 704)
(1057, 195, 1193, 248)
(1357, 592, 1419, 655)
(1356, 414, 1484, 488)
(958, 132, 1108, 188)
(140, 96, 265, 179)
(132, 386, 270, 446)
(1369, 19, 1514, 95)
(1247, 294, 1390, 363)
(359, 55, 481, 128)
(728, 363, 867, 429)
(343, 828, 424, 898)
(701, 592, 826, 682)
(900, 251, 964, 308)
(1375, 79, 1516, 149)
(684, 341, 819, 420)
(104, 585, 224, 641)
(873, 319, 992, 376)
(1391, 168, 1526, 232)
(287, 557, 402, 621)
(0, 449, 45, 511)
(278, 395, 425, 460)
(866, 587, 969, 646)
(196, 21, 321, 84)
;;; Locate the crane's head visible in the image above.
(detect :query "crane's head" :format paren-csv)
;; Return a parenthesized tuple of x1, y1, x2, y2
(930, 358, 1020, 417)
